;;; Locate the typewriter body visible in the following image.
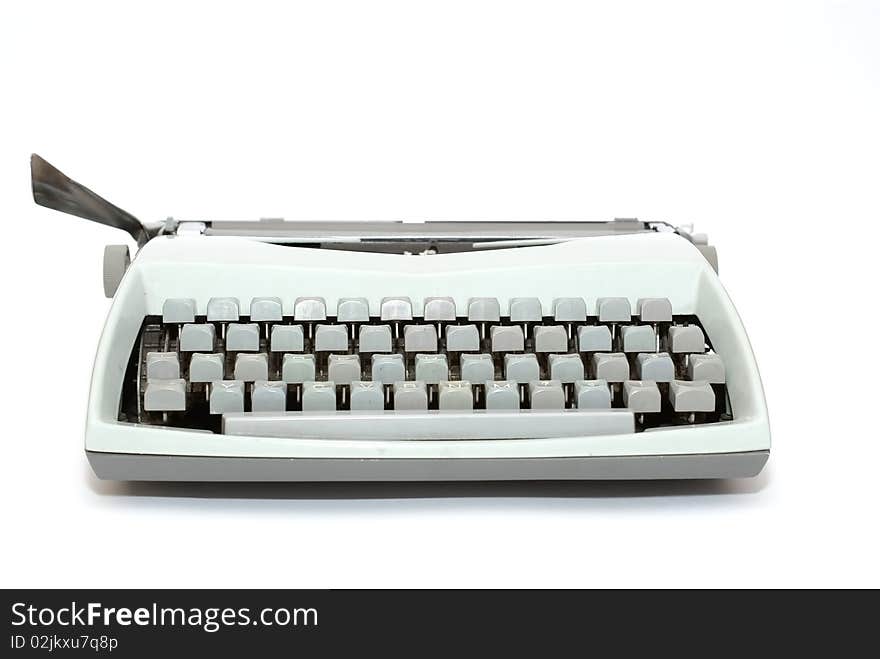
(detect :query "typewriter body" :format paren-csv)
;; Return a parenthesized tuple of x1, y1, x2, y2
(32, 155, 770, 481)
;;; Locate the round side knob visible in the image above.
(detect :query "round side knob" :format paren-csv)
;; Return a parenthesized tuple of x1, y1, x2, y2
(103, 244, 130, 298)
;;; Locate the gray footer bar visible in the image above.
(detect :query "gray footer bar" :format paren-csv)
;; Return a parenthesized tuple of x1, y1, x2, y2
(87, 450, 769, 481)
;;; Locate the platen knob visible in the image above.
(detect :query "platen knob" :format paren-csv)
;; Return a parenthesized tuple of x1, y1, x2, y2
(102, 244, 130, 298)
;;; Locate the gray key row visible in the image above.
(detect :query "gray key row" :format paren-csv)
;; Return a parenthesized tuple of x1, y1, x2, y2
(163, 296, 676, 324)
(144, 378, 716, 414)
(176, 321, 706, 354)
(147, 351, 726, 385)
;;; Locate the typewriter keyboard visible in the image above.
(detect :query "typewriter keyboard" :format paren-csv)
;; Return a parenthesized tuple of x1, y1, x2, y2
(120, 296, 731, 434)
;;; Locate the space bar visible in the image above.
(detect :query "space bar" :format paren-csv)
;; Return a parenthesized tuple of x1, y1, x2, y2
(222, 409, 635, 441)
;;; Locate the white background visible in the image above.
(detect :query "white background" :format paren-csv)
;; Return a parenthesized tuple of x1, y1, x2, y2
(0, 0, 877, 588)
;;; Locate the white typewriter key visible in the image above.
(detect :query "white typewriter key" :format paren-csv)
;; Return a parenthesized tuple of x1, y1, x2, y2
(460, 353, 495, 383)
(577, 325, 612, 352)
(358, 324, 393, 353)
(302, 382, 337, 412)
(637, 298, 673, 323)
(636, 352, 675, 382)
(314, 324, 349, 352)
(529, 380, 565, 409)
(250, 297, 283, 322)
(415, 353, 449, 384)
(687, 353, 726, 384)
(281, 354, 316, 383)
(490, 325, 524, 352)
(575, 380, 612, 409)
(467, 297, 501, 322)
(162, 298, 196, 324)
(404, 324, 438, 352)
(445, 324, 480, 352)
(439, 381, 473, 410)
(534, 325, 568, 353)
(146, 352, 180, 380)
(394, 381, 428, 410)
(233, 353, 269, 381)
(349, 381, 385, 411)
(179, 323, 216, 352)
(552, 297, 587, 322)
(484, 381, 520, 410)
(207, 297, 240, 322)
(504, 353, 540, 383)
(144, 379, 187, 411)
(622, 325, 656, 353)
(423, 296, 457, 321)
(294, 297, 327, 321)
(189, 353, 225, 383)
(669, 325, 706, 353)
(337, 297, 370, 323)
(380, 296, 413, 321)
(548, 353, 585, 383)
(623, 381, 662, 413)
(270, 325, 304, 352)
(371, 354, 406, 384)
(597, 297, 632, 323)
(209, 380, 245, 414)
(669, 380, 715, 412)
(591, 352, 630, 382)
(509, 297, 543, 322)
(226, 323, 260, 351)
(328, 354, 361, 384)
(251, 381, 287, 412)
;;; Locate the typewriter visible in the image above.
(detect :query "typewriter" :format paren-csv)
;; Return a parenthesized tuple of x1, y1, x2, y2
(32, 154, 770, 482)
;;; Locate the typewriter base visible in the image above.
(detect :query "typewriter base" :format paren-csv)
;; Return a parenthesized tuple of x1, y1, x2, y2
(87, 450, 769, 481)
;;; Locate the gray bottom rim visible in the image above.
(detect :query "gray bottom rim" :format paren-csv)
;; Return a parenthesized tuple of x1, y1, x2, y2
(87, 450, 769, 481)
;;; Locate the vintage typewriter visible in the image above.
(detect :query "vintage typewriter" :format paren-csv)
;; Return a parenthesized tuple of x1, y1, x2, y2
(32, 154, 770, 481)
